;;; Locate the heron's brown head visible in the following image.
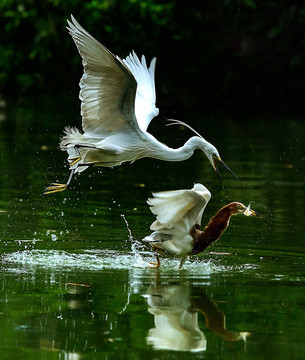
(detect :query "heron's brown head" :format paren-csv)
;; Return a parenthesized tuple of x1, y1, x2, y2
(228, 202, 261, 216)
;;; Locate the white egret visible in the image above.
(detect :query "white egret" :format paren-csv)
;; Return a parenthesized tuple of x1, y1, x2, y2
(143, 183, 260, 269)
(45, 16, 236, 194)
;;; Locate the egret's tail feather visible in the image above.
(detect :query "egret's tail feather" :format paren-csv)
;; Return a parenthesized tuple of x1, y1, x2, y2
(60, 127, 83, 151)
(59, 127, 92, 173)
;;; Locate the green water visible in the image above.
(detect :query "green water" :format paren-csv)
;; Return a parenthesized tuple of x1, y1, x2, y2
(0, 99, 304, 359)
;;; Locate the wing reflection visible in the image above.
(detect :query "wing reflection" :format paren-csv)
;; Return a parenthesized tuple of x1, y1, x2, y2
(143, 283, 249, 352)
(144, 284, 206, 352)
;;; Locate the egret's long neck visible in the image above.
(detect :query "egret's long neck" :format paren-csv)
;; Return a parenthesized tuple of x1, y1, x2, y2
(150, 136, 211, 162)
(190, 205, 233, 255)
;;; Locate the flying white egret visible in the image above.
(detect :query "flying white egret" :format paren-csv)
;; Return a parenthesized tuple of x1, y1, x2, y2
(45, 16, 236, 194)
(143, 183, 260, 269)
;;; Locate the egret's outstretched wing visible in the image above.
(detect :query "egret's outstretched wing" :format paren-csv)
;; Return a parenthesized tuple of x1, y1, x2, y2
(148, 183, 211, 232)
(123, 52, 159, 132)
(67, 16, 141, 137)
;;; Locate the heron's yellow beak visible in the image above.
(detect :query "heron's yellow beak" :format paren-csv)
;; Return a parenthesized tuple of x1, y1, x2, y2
(212, 156, 237, 187)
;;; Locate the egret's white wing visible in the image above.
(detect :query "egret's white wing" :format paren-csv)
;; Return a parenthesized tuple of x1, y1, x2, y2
(67, 16, 141, 138)
(123, 52, 159, 132)
(148, 183, 211, 232)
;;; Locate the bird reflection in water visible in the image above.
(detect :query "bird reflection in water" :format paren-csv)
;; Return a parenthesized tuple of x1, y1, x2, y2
(143, 283, 249, 352)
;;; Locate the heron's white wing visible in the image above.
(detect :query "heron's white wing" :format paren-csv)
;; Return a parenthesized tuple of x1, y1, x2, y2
(123, 52, 159, 132)
(191, 183, 212, 226)
(148, 183, 211, 233)
(67, 16, 141, 138)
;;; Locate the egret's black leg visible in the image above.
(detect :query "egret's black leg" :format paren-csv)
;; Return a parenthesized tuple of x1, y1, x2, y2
(68, 144, 97, 166)
(66, 168, 75, 186)
(68, 145, 81, 166)
(66, 163, 92, 186)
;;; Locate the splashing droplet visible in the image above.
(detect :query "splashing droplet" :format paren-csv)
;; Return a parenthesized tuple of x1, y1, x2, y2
(51, 234, 57, 241)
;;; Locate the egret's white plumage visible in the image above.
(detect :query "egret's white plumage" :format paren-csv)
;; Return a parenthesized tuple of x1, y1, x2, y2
(45, 16, 235, 194)
(123, 52, 159, 132)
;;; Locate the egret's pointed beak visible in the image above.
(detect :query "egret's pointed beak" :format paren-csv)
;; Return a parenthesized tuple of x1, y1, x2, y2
(212, 157, 237, 187)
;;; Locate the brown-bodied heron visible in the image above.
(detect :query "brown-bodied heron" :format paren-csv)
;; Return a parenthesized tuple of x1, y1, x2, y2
(143, 183, 260, 269)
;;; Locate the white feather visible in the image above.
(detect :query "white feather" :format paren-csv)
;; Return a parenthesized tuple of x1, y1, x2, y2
(148, 183, 211, 233)
(123, 52, 159, 132)
(67, 15, 143, 138)
(143, 183, 211, 256)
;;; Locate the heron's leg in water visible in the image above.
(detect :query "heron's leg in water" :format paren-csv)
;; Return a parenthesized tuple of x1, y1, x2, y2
(69, 144, 96, 166)
(149, 246, 161, 269)
(178, 256, 189, 270)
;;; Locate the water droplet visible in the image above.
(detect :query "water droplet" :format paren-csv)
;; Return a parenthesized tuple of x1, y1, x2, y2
(51, 234, 57, 241)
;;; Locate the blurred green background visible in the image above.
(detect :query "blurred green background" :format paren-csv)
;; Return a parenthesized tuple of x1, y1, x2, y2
(1, 0, 304, 117)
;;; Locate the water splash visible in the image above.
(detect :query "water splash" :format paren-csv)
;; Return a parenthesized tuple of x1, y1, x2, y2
(2, 249, 149, 271)
(121, 214, 133, 242)
(1, 249, 220, 274)
(121, 214, 148, 267)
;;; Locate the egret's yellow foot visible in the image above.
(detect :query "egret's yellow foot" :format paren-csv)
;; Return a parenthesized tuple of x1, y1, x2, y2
(44, 183, 67, 195)
(68, 156, 81, 166)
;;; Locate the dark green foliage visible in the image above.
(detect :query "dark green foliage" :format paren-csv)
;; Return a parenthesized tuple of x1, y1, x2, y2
(1, 0, 304, 115)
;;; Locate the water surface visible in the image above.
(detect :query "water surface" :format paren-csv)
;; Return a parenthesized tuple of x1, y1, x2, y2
(0, 100, 304, 359)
